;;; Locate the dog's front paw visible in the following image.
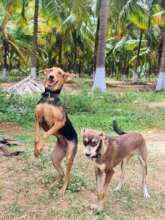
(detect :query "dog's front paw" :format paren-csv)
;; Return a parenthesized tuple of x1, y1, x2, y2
(58, 188, 66, 197)
(34, 140, 39, 148)
(34, 147, 42, 158)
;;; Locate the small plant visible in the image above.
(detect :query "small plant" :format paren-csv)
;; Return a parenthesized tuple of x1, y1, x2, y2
(69, 172, 87, 193)
(41, 172, 56, 185)
(9, 202, 21, 215)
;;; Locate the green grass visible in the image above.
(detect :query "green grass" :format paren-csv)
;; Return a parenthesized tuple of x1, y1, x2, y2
(0, 88, 165, 219)
(0, 134, 164, 220)
(0, 89, 165, 131)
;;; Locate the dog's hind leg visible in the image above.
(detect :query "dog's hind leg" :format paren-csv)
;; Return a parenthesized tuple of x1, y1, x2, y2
(59, 140, 77, 196)
(138, 145, 150, 198)
(115, 154, 132, 191)
(115, 160, 125, 191)
(51, 142, 66, 180)
(34, 114, 40, 149)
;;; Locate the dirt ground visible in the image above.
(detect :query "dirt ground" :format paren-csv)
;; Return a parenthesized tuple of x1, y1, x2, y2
(0, 79, 164, 220)
(0, 79, 156, 92)
(0, 122, 165, 220)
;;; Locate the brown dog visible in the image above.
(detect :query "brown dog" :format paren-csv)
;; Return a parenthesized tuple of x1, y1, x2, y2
(34, 67, 78, 196)
(81, 122, 150, 210)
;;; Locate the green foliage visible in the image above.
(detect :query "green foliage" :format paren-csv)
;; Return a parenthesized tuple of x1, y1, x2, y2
(0, 89, 165, 132)
(0, 91, 38, 126)
(68, 170, 87, 193)
(0, 0, 164, 79)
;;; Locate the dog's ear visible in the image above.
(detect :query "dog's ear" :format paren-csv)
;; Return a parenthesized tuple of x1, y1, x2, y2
(44, 68, 50, 75)
(99, 132, 107, 140)
(80, 128, 86, 136)
(63, 72, 76, 82)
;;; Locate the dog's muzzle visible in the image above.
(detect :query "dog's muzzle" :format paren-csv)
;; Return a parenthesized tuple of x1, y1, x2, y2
(85, 152, 91, 157)
(48, 75, 54, 82)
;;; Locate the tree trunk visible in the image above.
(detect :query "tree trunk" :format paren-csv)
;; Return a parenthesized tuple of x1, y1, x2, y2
(132, 29, 143, 82)
(31, 0, 39, 78)
(92, 0, 108, 92)
(2, 40, 8, 80)
(57, 34, 63, 67)
(93, 16, 100, 71)
(2, 39, 8, 79)
(156, 33, 165, 91)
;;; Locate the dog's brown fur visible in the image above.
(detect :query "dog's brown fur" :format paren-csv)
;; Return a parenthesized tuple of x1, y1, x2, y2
(34, 67, 78, 196)
(81, 127, 150, 210)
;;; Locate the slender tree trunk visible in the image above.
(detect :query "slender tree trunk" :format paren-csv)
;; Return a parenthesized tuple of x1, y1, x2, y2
(92, 0, 108, 92)
(156, 0, 165, 90)
(57, 34, 63, 67)
(73, 31, 77, 72)
(2, 39, 8, 79)
(93, 17, 100, 71)
(132, 29, 143, 82)
(31, 0, 39, 78)
(156, 33, 165, 91)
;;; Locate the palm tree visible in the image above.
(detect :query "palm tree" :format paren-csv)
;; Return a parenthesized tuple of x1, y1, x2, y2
(2, 39, 9, 79)
(31, 0, 39, 78)
(156, 0, 165, 91)
(156, 31, 165, 91)
(92, 0, 109, 92)
(119, 0, 163, 82)
(0, 0, 27, 79)
(132, 29, 143, 82)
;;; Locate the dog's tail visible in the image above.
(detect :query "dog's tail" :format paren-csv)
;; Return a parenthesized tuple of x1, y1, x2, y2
(112, 120, 127, 135)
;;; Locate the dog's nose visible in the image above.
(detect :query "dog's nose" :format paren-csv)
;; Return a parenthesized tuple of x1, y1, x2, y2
(48, 75, 54, 80)
(85, 153, 91, 157)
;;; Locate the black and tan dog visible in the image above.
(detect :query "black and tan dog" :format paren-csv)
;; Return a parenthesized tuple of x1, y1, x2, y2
(34, 67, 77, 196)
(81, 121, 150, 210)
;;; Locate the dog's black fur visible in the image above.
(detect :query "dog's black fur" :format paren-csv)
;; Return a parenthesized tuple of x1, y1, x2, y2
(38, 89, 78, 143)
(112, 120, 127, 135)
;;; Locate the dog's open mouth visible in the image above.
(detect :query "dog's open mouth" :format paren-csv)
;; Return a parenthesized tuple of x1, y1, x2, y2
(47, 79, 57, 87)
(91, 155, 97, 159)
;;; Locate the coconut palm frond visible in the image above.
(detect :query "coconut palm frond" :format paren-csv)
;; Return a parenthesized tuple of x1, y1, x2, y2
(129, 47, 150, 64)
(8, 39, 26, 64)
(152, 10, 165, 26)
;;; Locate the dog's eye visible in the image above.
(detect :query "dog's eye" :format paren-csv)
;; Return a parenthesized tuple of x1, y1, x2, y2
(83, 137, 89, 146)
(83, 141, 88, 146)
(91, 139, 98, 146)
(58, 71, 62, 75)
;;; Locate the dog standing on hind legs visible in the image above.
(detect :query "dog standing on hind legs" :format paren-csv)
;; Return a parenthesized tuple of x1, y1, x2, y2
(81, 121, 150, 211)
(34, 67, 78, 196)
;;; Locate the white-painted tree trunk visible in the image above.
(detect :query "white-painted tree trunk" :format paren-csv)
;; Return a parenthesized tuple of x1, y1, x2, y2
(92, 0, 108, 92)
(156, 72, 165, 91)
(122, 74, 127, 81)
(132, 71, 138, 82)
(31, 67, 37, 78)
(142, 73, 147, 81)
(2, 68, 7, 80)
(92, 67, 106, 92)
(156, 33, 165, 91)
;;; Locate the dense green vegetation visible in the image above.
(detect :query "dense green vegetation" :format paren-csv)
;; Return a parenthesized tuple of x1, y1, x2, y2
(0, 0, 164, 80)
(1, 89, 165, 131)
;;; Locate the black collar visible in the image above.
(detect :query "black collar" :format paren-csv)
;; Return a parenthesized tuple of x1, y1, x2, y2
(91, 140, 103, 160)
(91, 153, 101, 159)
(42, 88, 61, 98)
